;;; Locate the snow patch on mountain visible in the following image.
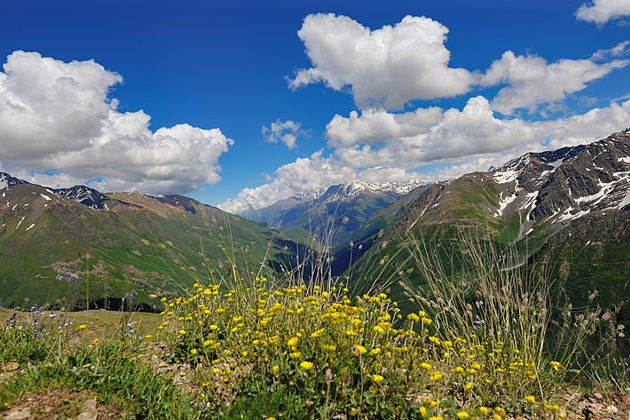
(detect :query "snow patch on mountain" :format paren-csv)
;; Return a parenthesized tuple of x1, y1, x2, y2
(494, 192, 518, 217)
(493, 168, 519, 184)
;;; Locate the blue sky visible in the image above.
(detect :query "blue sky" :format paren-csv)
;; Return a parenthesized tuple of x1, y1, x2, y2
(1, 0, 629, 212)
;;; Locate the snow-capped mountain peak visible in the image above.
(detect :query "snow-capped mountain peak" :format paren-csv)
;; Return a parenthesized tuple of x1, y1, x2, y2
(54, 185, 109, 209)
(0, 172, 27, 190)
(489, 130, 630, 230)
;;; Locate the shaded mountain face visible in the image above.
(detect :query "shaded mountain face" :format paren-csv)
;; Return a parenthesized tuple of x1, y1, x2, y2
(242, 181, 425, 247)
(0, 172, 27, 189)
(348, 130, 630, 337)
(0, 176, 311, 310)
(54, 186, 110, 210)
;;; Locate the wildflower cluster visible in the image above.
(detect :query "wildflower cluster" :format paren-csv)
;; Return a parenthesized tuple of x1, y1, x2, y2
(161, 280, 567, 418)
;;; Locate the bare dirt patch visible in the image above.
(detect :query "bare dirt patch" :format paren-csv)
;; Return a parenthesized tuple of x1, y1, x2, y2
(563, 391, 630, 419)
(2, 388, 123, 420)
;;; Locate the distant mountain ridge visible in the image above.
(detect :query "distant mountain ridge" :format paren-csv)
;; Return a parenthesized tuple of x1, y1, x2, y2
(0, 174, 311, 310)
(241, 180, 425, 247)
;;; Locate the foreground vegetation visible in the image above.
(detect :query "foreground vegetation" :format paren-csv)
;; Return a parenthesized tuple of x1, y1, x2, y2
(0, 237, 628, 418)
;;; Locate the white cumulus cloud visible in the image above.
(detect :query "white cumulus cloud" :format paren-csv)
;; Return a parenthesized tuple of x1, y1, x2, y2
(289, 13, 475, 110)
(577, 0, 630, 24)
(0, 51, 233, 194)
(262, 119, 303, 149)
(480, 50, 629, 114)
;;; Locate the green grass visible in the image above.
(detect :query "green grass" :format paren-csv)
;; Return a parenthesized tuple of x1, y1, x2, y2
(0, 337, 197, 419)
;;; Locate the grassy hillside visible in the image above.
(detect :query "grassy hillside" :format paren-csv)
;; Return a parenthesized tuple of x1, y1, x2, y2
(0, 186, 314, 310)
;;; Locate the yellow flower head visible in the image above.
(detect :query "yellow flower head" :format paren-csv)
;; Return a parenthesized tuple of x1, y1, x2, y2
(370, 374, 384, 384)
(524, 395, 537, 404)
(372, 325, 386, 334)
(370, 347, 382, 356)
(354, 344, 367, 356)
(457, 412, 470, 420)
(429, 371, 444, 381)
(299, 361, 314, 371)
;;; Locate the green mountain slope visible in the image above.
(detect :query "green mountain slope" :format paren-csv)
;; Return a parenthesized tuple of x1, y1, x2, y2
(0, 181, 311, 310)
(346, 130, 630, 337)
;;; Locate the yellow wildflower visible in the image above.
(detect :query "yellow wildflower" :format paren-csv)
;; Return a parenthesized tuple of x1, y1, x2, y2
(429, 371, 444, 381)
(354, 344, 367, 355)
(370, 374, 384, 384)
(299, 361, 314, 371)
(524, 395, 537, 404)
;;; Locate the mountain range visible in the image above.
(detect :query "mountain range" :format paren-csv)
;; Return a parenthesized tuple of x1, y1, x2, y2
(241, 180, 425, 248)
(0, 176, 310, 310)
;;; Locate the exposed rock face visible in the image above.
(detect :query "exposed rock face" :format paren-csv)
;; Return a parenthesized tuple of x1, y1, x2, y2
(54, 186, 110, 210)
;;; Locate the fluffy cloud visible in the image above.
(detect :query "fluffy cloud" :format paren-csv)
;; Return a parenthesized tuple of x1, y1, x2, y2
(262, 119, 303, 149)
(289, 14, 475, 109)
(220, 97, 630, 213)
(289, 14, 627, 115)
(326, 107, 443, 147)
(577, 0, 630, 24)
(329, 97, 538, 169)
(480, 51, 629, 114)
(0, 51, 233, 193)
(219, 151, 356, 213)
